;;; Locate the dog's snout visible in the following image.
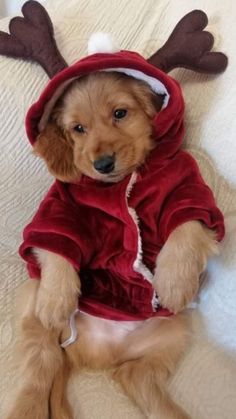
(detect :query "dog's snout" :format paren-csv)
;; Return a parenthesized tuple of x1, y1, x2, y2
(93, 155, 115, 174)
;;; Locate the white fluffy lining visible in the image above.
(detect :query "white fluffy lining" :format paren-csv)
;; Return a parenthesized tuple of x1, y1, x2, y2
(61, 308, 80, 348)
(103, 67, 169, 108)
(128, 205, 154, 283)
(125, 173, 158, 312)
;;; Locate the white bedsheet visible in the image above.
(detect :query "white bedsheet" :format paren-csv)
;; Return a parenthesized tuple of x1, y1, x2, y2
(0, 0, 236, 418)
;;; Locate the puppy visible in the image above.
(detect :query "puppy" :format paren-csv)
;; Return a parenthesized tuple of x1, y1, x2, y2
(6, 72, 218, 419)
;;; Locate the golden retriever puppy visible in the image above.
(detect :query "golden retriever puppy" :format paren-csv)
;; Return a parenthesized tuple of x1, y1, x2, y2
(6, 72, 219, 419)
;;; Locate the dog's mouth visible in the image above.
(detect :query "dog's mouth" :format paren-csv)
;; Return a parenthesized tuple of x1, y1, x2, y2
(104, 172, 127, 183)
(93, 171, 126, 183)
(97, 164, 139, 183)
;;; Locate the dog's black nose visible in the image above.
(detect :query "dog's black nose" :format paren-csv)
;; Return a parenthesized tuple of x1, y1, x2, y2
(93, 155, 115, 174)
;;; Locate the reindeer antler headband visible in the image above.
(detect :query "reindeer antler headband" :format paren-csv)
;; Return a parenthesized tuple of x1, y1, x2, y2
(0, 0, 228, 79)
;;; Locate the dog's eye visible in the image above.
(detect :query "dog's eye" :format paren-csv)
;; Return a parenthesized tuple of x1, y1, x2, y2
(113, 109, 127, 120)
(73, 124, 85, 134)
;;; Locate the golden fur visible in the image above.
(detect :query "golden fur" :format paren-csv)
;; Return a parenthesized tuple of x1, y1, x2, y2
(34, 72, 163, 183)
(6, 72, 218, 419)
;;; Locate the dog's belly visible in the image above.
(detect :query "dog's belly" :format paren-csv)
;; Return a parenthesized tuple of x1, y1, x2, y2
(77, 311, 144, 342)
(62, 311, 169, 369)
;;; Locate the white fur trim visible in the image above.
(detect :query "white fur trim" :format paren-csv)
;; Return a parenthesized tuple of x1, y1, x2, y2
(125, 173, 155, 283)
(61, 309, 80, 348)
(151, 292, 160, 310)
(128, 205, 154, 283)
(88, 32, 120, 55)
(103, 67, 170, 108)
(125, 174, 158, 312)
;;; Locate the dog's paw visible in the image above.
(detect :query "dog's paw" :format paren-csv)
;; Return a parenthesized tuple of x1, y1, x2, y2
(35, 284, 78, 330)
(153, 251, 200, 314)
(153, 221, 216, 313)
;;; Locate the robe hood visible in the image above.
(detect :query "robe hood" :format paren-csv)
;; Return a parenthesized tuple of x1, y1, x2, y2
(25, 37, 185, 160)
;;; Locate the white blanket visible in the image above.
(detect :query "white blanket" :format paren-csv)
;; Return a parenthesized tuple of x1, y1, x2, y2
(0, 0, 236, 418)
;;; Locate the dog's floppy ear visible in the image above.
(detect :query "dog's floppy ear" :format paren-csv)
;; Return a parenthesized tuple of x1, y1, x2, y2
(34, 122, 80, 182)
(130, 81, 164, 119)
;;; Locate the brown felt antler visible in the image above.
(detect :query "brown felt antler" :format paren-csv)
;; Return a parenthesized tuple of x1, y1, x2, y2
(0, 0, 67, 78)
(0, 2, 227, 78)
(148, 10, 228, 74)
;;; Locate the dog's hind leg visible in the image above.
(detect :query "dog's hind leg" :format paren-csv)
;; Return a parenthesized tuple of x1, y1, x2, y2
(113, 358, 190, 419)
(113, 314, 191, 419)
(50, 350, 74, 419)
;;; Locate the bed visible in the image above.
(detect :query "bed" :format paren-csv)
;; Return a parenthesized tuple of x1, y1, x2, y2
(0, 0, 236, 418)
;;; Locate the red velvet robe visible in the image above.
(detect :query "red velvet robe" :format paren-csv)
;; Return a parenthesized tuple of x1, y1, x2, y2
(19, 51, 225, 321)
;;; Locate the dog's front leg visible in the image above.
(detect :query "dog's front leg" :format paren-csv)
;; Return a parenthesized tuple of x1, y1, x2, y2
(35, 249, 80, 330)
(153, 221, 218, 313)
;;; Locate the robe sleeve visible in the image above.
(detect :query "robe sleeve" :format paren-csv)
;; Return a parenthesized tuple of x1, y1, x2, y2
(19, 183, 87, 278)
(158, 152, 225, 244)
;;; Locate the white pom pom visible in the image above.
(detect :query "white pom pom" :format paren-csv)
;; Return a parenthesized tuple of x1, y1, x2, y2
(88, 32, 120, 55)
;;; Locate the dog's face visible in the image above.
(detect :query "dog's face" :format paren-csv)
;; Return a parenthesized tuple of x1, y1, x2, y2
(34, 72, 163, 182)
